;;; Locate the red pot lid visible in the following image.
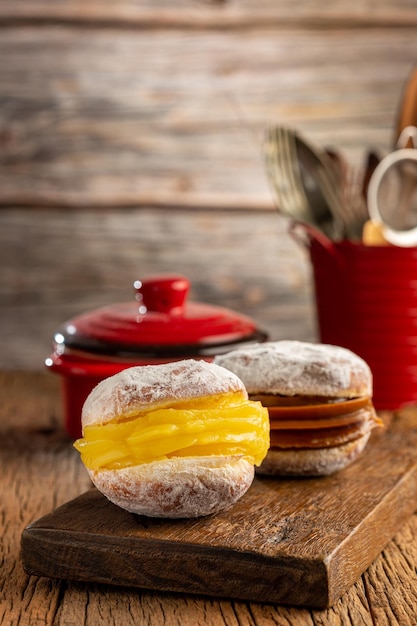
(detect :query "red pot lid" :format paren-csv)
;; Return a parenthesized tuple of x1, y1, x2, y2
(54, 275, 267, 358)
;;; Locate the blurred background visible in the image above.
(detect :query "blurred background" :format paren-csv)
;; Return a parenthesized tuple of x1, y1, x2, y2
(1, 0, 417, 370)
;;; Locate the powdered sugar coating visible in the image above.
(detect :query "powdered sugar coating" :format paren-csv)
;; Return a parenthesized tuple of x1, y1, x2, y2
(82, 359, 247, 428)
(256, 432, 370, 476)
(214, 341, 372, 398)
(88, 456, 254, 518)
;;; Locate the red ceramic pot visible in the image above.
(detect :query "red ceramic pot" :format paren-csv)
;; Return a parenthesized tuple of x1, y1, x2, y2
(46, 275, 267, 438)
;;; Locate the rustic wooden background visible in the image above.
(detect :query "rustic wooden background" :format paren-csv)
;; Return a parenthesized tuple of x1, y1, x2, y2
(1, 1, 417, 369)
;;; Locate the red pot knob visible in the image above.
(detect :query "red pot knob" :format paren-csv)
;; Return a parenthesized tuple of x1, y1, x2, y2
(134, 275, 189, 314)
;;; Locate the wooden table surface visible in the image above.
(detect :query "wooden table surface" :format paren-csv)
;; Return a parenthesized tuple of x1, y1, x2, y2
(2, 4, 417, 622)
(2, 0, 417, 374)
(2, 369, 417, 625)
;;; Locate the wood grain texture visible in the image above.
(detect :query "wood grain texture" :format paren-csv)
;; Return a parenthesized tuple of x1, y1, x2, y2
(0, 207, 314, 370)
(2, 1, 417, 623)
(20, 410, 417, 608)
(1, 370, 417, 624)
(0, 18, 416, 209)
(0, 0, 417, 28)
(1, 0, 417, 374)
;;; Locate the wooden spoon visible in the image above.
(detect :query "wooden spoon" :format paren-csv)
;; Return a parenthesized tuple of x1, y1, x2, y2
(394, 64, 417, 147)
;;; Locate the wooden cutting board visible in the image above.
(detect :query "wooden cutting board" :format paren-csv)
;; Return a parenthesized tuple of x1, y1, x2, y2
(21, 409, 417, 608)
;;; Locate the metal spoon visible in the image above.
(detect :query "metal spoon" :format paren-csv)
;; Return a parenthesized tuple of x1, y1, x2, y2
(263, 125, 342, 239)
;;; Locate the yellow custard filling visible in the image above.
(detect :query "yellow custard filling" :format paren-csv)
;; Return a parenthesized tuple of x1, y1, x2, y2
(74, 392, 270, 470)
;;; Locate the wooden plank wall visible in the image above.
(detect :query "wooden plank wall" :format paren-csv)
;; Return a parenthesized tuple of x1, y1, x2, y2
(1, 1, 417, 369)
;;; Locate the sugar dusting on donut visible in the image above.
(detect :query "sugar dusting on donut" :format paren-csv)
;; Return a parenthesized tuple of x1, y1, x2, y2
(82, 359, 247, 428)
(214, 340, 372, 398)
(256, 432, 371, 476)
(88, 456, 254, 518)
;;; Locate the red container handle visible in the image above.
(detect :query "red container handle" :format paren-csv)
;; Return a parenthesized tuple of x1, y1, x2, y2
(289, 221, 345, 267)
(134, 275, 189, 314)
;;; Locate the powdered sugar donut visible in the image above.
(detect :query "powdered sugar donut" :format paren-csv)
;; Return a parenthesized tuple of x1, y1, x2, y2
(214, 340, 372, 399)
(74, 360, 269, 517)
(215, 341, 383, 476)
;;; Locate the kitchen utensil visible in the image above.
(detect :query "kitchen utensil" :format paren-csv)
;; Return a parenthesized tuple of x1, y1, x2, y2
(46, 274, 267, 438)
(394, 64, 417, 147)
(264, 126, 313, 224)
(368, 126, 417, 246)
(263, 126, 341, 238)
(326, 147, 369, 239)
(343, 163, 370, 240)
(361, 150, 381, 201)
